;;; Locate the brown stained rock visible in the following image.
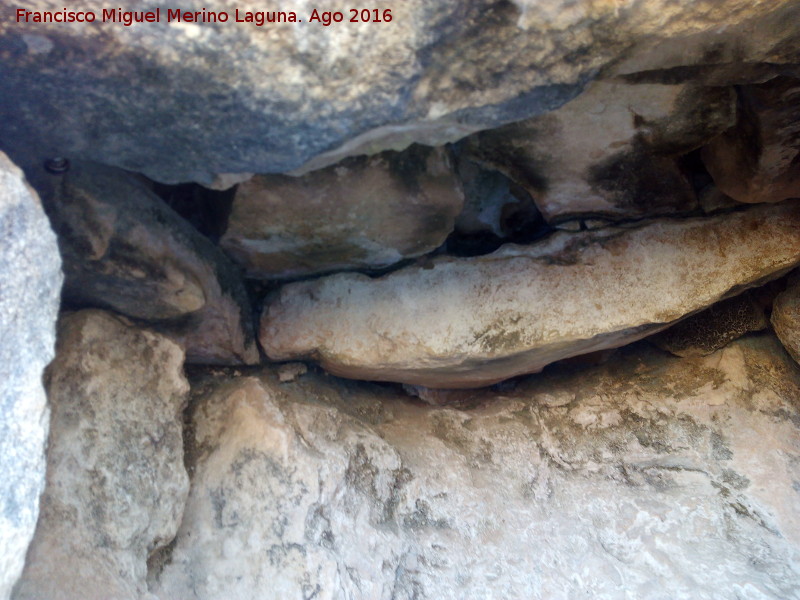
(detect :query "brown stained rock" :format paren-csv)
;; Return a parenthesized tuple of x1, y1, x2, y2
(41, 161, 258, 365)
(220, 146, 463, 279)
(702, 76, 800, 204)
(462, 82, 736, 222)
(260, 201, 800, 388)
(12, 310, 189, 600)
(648, 292, 768, 357)
(772, 272, 800, 365)
(154, 335, 800, 599)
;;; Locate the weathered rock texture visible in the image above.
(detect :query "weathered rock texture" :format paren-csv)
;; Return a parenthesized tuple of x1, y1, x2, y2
(648, 291, 768, 358)
(462, 81, 734, 222)
(772, 273, 800, 365)
(12, 310, 189, 600)
(262, 201, 800, 388)
(220, 146, 463, 279)
(703, 76, 800, 205)
(155, 334, 800, 599)
(1, 1, 799, 183)
(41, 161, 258, 365)
(0, 152, 61, 600)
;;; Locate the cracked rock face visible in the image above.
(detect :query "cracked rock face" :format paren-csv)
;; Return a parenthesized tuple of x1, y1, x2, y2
(220, 146, 464, 279)
(1, 0, 798, 183)
(12, 310, 189, 600)
(261, 201, 800, 388)
(154, 334, 800, 600)
(0, 152, 61, 600)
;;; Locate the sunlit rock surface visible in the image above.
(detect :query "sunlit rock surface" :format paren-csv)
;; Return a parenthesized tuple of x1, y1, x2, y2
(154, 334, 800, 600)
(0, 152, 61, 600)
(13, 310, 189, 600)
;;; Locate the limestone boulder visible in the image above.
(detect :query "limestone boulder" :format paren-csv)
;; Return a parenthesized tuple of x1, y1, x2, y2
(702, 76, 800, 204)
(154, 334, 800, 599)
(12, 310, 189, 600)
(772, 273, 800, 365)
(462, 81, 735, 222)
(39, 161, 258, 365)
(0, 152, 61, 600)
(1, 1, 798, 183)
(220, 146, 463, 279)
(261, 201, 800, 388)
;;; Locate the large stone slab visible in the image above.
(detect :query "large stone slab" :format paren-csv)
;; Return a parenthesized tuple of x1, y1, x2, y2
(41, 161, 258, 365)
(261, 201, 800, 388)
(154, 334, 800, 599)
(702, 76, 800, 205)
(0, 152, 61, 600)
(462, 81, 735, 222)
(1, 1, 798, 183)
(220, 146, 463, 279)
(772, 272, 800, 365)
(12, 310, 189, 600)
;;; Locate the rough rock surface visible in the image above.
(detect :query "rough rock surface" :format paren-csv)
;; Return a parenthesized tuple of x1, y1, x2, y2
(1, 1, 799, 183)
(220, 146, 463, 279)
(462, 81, 735, 222)
(772, 273, 800, 365)
(648, 292, 768, 358)
(261, 201, 800, 388)
(0, 152, 61, 600)
(12, 310, 189, 600)
(40, 160, 258, 365)
(155, 334, 800, 599)
(702, 76, 800, 205)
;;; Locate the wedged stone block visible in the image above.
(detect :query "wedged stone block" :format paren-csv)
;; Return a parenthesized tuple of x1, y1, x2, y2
(262, 201, 800, 388)
(220, 146, 463, 279)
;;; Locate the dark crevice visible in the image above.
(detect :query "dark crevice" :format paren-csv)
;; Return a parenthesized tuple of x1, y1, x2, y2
(151, 181, 236, 243)
(677, 148, 715, 198)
